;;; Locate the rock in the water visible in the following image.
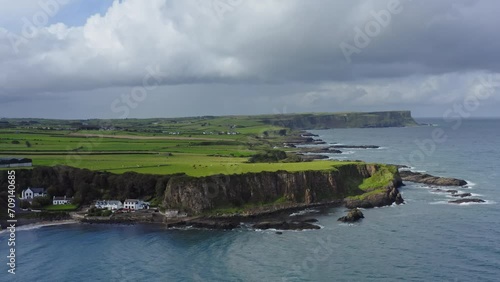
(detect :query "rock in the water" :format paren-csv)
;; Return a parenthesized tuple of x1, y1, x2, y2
(302, 218, 319, 223)
(344, 186, 404, 209)
(451, 193, 472, 198)
(337, 208, 364, 223)
(331, 145, 380, 149)
(400, 171, 467, 186)
(395, 193, 405, 205)
(188, 219, 240, 230)
(253, 220, 320, 231)
(449, 198, 485, 204)
(276, 231, 283, 235)
(432, 189, 459, 194)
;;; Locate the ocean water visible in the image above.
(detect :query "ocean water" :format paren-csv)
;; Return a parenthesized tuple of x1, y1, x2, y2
(2, 118, 499, 282)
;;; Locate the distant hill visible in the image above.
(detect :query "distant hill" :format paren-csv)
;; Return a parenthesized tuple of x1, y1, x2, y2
(1, 111, 418, 130)
(258, 111, 418, 129)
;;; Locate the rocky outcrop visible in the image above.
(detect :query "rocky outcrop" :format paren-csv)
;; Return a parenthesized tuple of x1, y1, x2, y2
(449, 199, 485, 204)
(344, 184, 404, 209)
(338, 208, 364, 223)
(163, 164, 403, 215)
(298, 147, 343, 154)
(432, 189, 459, 194)
(451, 193, 472, 198)
(400, 171, 467, 186)
(331, 145, 379, 149)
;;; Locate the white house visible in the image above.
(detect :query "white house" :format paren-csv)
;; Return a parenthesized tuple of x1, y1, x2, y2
(21, 188, 47, 200)
(53, 196, 72, 205)
(95, 200, 123, 210)
(123, 199, 149, 210)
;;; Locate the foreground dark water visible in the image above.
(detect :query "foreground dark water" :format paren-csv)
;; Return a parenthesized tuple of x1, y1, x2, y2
(1, 118, 499, 282)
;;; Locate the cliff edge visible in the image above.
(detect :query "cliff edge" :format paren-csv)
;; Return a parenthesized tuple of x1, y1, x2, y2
(163, 163, 404, 215)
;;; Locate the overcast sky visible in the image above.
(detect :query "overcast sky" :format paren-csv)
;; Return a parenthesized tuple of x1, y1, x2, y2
(0, 0, 499, 119)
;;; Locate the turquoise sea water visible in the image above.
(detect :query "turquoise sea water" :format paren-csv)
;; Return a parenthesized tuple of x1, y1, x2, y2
(1, 118, 499, 282)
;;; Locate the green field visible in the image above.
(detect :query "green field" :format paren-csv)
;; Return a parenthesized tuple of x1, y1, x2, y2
(0, 113, 412, 177)
(0, 115, 327, 176)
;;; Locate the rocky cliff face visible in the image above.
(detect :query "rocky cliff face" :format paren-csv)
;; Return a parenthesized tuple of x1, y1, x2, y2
(262, 111, 418, 129)
(163, 164, 403, 214)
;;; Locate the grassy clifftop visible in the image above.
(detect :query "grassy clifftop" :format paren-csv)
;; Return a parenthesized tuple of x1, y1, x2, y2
(1, 111, 417, 176)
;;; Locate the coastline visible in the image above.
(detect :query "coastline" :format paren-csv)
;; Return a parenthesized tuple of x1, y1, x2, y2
(0, 220, 79, 234)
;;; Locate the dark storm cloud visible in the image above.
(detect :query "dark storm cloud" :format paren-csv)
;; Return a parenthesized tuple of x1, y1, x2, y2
(0, 0, 499, 118)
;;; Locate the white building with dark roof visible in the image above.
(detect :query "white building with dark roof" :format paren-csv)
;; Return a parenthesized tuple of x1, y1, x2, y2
(21, 187, 47, 200)
(53, 196, 72, 205)
(95, 200, 123, 210)
(123, 199, 149, 210)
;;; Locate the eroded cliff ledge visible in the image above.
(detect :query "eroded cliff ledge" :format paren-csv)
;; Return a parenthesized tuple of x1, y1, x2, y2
(163, 163, 404, 215)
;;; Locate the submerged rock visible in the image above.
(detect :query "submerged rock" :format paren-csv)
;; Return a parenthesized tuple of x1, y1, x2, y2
(253, 220, 320, 231)
(337, 208, 364, 223)
(400, 171, 467, 186)
(432, 189, 459, 194)
(302, 218, 319, 223)
(451, 193, 472, 198)
(177, 219, 240, 230)
(449, 199, 485, 204)
(331, 145, 380, 149)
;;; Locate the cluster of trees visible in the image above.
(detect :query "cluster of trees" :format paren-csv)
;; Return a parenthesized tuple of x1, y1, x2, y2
(87, 207, 113, 217)
(9, 140, 31, 147)
(0, 166, 172, 208)
(248, 149, 288, 163)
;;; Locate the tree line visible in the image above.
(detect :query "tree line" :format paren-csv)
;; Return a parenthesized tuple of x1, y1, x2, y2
(0, 166, 172, 209)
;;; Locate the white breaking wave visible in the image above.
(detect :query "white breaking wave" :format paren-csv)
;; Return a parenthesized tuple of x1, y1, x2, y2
(465, 180, 477, 187)
(289, 209, 320, 217)
(430, 200, 495, 205)
(0, 220, 78, 235)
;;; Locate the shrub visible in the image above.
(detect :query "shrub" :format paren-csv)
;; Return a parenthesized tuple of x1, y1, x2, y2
(102, 210, 113, 217)
(248, 150, 287, 163)
(19, 199, 31, 209)
(32, 196, 51, 207)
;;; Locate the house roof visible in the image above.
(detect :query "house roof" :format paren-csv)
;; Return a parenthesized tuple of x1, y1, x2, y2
(107, 201, 122, 205)
(95, 200, 122, 205)
(26, 187, 46, 194)
(53, 196, 70, 201)
(124, 199, 140, 203)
